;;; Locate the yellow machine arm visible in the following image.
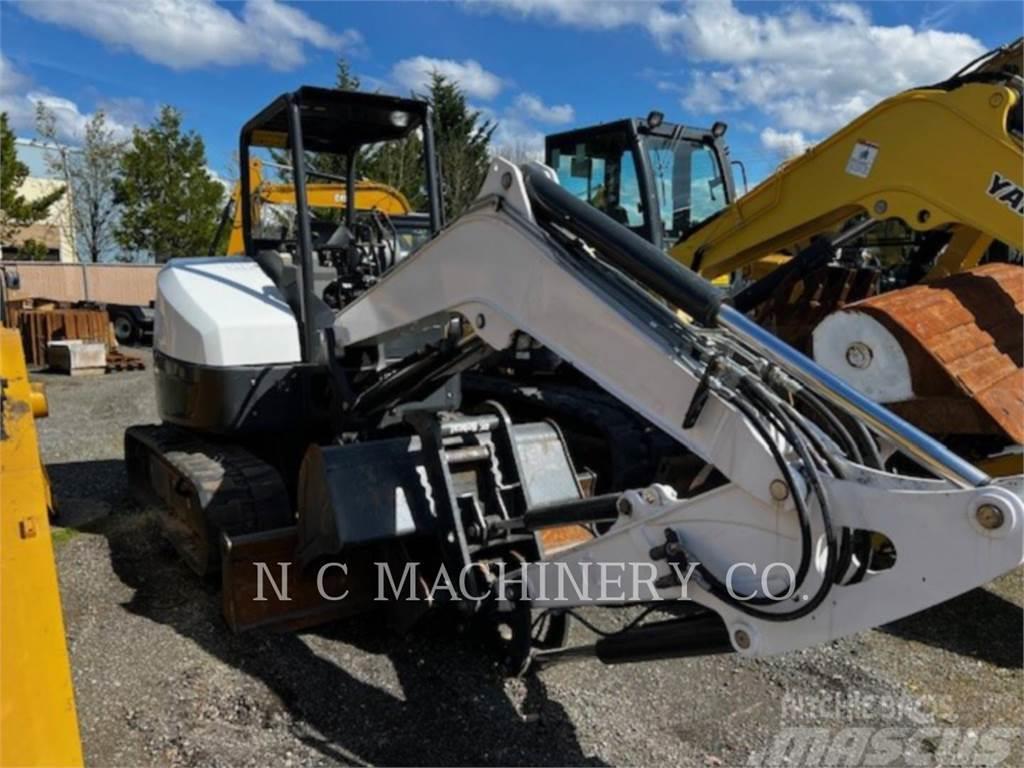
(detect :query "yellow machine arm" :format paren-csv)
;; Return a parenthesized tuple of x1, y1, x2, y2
(0, 327, 82, 768)
(673, 78, 1023, 280)
(225, 158, 412, 255)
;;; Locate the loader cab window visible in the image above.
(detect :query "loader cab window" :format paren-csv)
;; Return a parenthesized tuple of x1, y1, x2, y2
(549, 136, 645, 232)
(644, 138, 727, 244)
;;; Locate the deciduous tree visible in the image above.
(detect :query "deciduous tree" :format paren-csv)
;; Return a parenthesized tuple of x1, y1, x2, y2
(36, 104, 125, 262)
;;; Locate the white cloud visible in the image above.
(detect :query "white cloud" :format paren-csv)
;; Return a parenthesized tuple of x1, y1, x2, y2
(0, 58, 136, 144)
(471, 0, 650, 30)
(514, 93, 574, 124)
(205, 166, 231, 192)
(760, 127, 812, 160)
(26, 92, 133, 143)
(477, 0, 985, 136)
(657, 1, 984, 134)
(18, 0, 361, 71)
(0, 55, 29, 95)
(391, 56, 504, 100)
(491, 115, 545, 161)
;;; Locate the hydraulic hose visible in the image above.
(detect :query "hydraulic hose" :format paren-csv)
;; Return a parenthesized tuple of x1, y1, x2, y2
(522, 165, 723, 327)
(521, 163, 989, 488)
(697, 381, 839, 622)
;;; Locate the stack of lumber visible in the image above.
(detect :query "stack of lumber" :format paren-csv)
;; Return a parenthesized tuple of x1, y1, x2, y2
(3, 298, 146, 372)
(4, 300, 109, 368)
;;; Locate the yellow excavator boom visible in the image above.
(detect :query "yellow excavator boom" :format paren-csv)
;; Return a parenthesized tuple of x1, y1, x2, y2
(673, 78, 1022, 280)
(663, 41, 1024, 467)
(224, 158, 412, 255)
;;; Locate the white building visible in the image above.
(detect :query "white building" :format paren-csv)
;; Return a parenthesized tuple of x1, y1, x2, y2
(2, 175, 77, 262)
(1, 139, 77, 262)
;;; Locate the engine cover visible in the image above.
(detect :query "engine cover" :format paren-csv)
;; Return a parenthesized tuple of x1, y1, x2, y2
(154, 257, 301, 367)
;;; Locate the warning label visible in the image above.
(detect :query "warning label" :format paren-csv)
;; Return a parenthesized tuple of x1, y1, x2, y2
(845, 140, 879, 178)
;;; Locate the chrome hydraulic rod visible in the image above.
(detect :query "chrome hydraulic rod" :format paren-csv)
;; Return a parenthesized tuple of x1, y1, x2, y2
(719, 305, 990, 488)
(522, 163, 990, 489)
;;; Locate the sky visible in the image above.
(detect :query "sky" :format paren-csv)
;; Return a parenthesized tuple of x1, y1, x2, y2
(1, 0, 1021, 187)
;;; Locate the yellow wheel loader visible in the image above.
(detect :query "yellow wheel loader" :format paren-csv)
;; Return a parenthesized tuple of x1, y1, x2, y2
(126, 86, 1023, 673)
(545, 38, 1023, 472)
(0, 271, 82, 767)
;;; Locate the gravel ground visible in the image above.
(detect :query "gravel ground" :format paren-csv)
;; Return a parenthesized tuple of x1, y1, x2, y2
(37, 349, 1023, 767)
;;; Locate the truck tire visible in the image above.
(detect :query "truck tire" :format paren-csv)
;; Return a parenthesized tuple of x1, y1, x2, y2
(110, 310, 139, 346)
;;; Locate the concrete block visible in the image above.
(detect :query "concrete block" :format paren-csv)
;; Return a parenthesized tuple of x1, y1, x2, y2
(47, 340, 107, 376)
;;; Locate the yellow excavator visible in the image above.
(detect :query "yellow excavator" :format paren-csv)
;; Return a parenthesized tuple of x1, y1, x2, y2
(546, 37, 1023, 472)
(0, 269, 83, 767)
(214, 157, 415, 256)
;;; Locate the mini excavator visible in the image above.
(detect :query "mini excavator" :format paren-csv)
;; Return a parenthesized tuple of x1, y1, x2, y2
(127, 86, 1023, 671)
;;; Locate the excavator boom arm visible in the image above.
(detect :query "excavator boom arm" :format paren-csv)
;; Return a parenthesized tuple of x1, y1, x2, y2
(334, 159, 1023, 657)
(674, 80, 1023, 279)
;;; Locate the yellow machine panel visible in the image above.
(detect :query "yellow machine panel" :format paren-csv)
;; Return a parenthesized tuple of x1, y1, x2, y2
(0, 327, 82, 768)
(672, 80, 1023, 279)
(225, 158, 412, 255)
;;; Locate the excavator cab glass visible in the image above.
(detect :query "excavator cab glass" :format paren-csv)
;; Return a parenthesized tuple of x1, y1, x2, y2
(545, 118, 734, 251)
(645, 135, 728, 244)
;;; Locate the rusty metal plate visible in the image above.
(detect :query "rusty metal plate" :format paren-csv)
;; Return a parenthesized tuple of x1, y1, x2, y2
(221, 526, 377, 633)
(539, 525, 594, 556)
(850, 263, 1023, 442)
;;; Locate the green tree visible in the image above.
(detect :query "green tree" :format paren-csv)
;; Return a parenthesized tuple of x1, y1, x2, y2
(0, 112, 65, 248)
(37, 104, 125, 262)
(18, 239, 50, 260)
(423, 72, 496, 220)
(358, 72, 496, 219)
(359, 133, 426, 210)
(113, 106, 224, 262)
(272, 59, 497, 221)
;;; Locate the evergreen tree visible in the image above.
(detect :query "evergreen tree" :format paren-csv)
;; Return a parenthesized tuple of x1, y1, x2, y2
(423, 73, 496, 221)
(0, 112, 64, 248)
(113, 106, 224, 262)
(271, 59, 497, 222)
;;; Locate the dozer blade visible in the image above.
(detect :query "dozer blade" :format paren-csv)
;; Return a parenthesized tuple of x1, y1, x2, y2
(814, 263, 1023, 445)
(220, 526, 378, 633)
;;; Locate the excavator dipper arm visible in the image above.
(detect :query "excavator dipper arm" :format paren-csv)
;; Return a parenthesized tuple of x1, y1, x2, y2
(335, 159, 1023, 658)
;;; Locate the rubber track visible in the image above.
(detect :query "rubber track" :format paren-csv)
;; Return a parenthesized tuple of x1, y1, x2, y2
(125, 424, 292, 576)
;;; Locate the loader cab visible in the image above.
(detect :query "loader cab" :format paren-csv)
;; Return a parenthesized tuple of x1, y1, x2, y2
(239, 86, 443, 361)
(545, 116, 735, 252)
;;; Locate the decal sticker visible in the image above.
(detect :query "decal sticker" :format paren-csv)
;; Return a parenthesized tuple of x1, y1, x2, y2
(251, 129, 288, 148)
(987, 172, 1024, 216)
(845, 140, 879, 178)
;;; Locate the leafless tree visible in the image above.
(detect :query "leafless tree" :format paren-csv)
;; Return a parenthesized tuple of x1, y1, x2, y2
(36, 103, 126, 262)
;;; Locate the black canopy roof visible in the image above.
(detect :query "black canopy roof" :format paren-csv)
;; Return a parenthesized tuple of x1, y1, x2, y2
(241, 86, 427, 154)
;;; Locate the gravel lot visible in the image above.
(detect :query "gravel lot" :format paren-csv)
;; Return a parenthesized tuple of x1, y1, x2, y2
(38, 349, 1023, 767)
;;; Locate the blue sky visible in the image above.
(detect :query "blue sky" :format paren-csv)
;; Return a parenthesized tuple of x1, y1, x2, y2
(2, 0, 1021, 186)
